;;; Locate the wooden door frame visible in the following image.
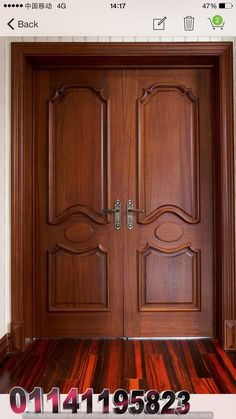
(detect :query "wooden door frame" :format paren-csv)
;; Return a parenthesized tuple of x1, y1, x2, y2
(11, 42, 236, 351)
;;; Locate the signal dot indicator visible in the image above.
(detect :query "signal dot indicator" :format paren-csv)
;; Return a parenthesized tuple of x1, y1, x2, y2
(4, 3, 24, 7)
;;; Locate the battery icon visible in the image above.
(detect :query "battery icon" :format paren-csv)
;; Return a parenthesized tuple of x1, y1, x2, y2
(219, 2, 233, 8)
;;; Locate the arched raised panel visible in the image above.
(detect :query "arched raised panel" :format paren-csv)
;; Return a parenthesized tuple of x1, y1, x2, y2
(48, 84, 109, 224)
(138, 244, 201, 311)
(48, 244, 109, 312)
(137, 83, 200, 224)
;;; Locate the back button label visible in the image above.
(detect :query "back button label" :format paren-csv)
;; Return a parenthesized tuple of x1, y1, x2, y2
(18, 20, 39, 28)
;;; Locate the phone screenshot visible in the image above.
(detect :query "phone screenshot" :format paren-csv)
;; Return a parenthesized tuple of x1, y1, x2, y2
(0, 1, 236, 418)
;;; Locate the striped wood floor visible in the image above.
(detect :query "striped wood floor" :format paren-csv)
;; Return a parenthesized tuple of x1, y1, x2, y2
(0, 339, 235, 394)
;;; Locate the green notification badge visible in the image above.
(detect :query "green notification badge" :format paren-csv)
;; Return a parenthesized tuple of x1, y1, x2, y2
(212, 15, 224, 25)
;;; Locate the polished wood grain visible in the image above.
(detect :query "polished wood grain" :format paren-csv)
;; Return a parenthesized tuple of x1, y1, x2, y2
(124, 68, 213, 337)
(137, 82, 200, 224)
(155, 223, 183, 242)
(11, 42, 235, 351)
(0, 339, 236, 394)
(34, 69, 125, 337)
(35, 66, 213, 339)
(64, 222, 94, 243)
(48, 84, 109, 224)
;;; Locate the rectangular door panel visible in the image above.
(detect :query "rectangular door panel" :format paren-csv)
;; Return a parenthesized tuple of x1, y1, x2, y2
(138, 244, 201, 312)
(124, 69, 213, 337)
(48, 244, 109, 312)
(137, 82, 199, 223)
(48, 83, 109, 223)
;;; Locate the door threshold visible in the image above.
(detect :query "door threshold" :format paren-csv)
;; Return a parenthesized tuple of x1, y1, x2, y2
(33, 336, 213, 341)
(125, 336, 213, 340)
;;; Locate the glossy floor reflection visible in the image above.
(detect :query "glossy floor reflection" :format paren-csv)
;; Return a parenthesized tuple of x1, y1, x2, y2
(0, 339, 236, 394)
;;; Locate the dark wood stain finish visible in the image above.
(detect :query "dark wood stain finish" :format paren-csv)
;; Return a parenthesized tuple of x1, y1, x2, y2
(34, 65, 212, 338)
(123, 69, 213, 337)
(0, 339, 236, 394)
(33, 69, 125, 337)
(11, 42, 236, 351)
(0, 334, 11, 364)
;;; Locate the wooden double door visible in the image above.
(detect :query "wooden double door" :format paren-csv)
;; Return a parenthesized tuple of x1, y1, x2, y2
(34, 66, 213, 338)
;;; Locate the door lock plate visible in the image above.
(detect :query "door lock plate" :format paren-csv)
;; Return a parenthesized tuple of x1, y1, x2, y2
(127, 200, 134, 230)
(104, 200, 121, 230)
(114, 199, 121, 230)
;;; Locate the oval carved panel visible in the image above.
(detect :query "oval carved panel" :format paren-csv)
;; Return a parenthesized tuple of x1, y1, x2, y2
(155, 223, 183, 242)
(65, 222, 94, 243)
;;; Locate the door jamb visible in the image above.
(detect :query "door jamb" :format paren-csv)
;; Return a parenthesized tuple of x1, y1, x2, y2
(11, 42, 236, 351)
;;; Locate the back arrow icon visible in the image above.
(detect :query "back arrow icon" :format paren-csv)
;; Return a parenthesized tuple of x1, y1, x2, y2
(7, 18, 14, 30)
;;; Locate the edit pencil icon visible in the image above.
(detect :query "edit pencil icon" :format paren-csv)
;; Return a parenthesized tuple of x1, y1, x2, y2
(153, 17, 167, 30)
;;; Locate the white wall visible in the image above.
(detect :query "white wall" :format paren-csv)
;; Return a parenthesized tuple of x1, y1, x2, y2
(0, 36, 235, 338)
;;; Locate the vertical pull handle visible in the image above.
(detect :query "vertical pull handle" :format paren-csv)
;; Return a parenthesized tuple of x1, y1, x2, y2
(103, 199, 121, 230)
(126, 199, 144, 230)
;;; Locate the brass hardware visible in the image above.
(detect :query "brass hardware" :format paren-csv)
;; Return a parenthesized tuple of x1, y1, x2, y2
(126, 200, 144, 230)
(104, 200, 121, 230)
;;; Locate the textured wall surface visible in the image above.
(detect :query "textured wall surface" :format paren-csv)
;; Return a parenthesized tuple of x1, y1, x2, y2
(0, 36, 235, 338)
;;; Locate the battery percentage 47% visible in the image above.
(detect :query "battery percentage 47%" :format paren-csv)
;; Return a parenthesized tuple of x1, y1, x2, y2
(202, 3, 218, 8)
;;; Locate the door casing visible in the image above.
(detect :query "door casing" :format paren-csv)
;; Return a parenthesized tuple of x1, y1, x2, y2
(11, 42, 236, 351)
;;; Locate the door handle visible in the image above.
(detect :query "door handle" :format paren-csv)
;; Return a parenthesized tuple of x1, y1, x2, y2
(103, 208, 119, 213)
(126, 200, 144, 230)
(128, 208, 145, 213)
(103, 199, 121, 230)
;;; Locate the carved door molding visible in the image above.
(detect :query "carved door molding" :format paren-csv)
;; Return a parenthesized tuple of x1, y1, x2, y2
(11, 42, 236, 351)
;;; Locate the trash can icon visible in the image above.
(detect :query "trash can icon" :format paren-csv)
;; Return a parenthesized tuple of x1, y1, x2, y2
(184, 16, 195, 31)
